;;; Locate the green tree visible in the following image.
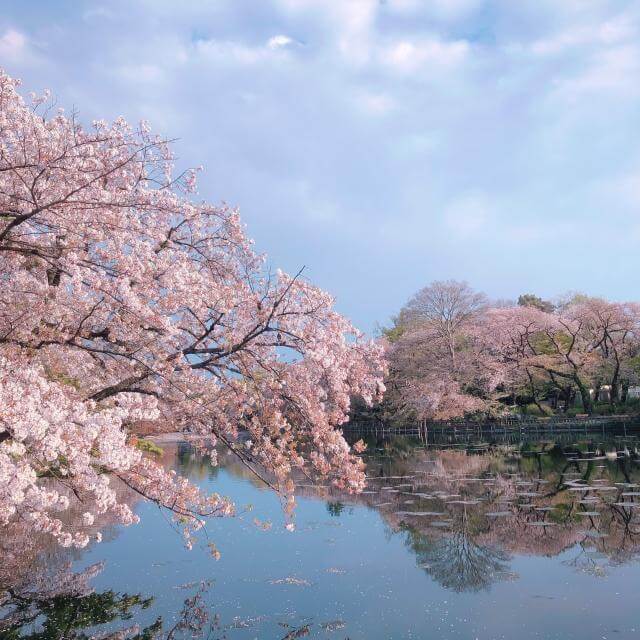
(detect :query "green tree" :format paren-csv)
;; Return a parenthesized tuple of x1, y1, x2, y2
(517, 294, 554, 313)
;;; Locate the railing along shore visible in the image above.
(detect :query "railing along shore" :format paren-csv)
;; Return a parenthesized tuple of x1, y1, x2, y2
(344, 414, 640, 443)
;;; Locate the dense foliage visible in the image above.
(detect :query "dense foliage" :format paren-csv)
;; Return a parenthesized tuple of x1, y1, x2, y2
(381, 281, 640, 421)
(0, 70, 385, 548)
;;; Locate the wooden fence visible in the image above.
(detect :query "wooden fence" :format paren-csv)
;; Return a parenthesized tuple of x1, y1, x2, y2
(344, 415, 640, 445)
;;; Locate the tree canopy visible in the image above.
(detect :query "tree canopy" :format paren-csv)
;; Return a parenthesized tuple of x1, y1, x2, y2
(381, 281, 640, 421)
(0, 70, 385, 548)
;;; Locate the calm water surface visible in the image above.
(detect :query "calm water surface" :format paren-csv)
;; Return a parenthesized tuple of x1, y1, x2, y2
(4, 434, 640, 639)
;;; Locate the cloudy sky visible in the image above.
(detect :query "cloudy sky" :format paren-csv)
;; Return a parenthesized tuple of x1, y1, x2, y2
(2, 0, 639, 332)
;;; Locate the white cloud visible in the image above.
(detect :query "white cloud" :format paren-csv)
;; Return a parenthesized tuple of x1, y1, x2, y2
(3, 0, 640, 329)
(356, 91, 396, 115)
(381, 38, 470, 74)
(191, 33, 302, 68)
(551, 44, 640, 101)
(267, 34, 295, 50)
(531, 16, 636, 56)
(386, 0, 482, 22)
(273, 0, 377, 65)
(335, 1, 377, 66)
(0, 29, 28, 61)
(193, 39, 273, 65)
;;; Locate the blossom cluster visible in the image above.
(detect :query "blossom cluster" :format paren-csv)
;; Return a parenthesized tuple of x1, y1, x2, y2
(0, 70, 386, 547)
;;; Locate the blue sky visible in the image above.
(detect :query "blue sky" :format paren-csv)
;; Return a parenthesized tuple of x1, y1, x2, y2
(2, 1, 639, 333)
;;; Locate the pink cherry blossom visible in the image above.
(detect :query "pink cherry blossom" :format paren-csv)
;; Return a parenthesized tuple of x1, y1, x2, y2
(0, 70, 386, 547)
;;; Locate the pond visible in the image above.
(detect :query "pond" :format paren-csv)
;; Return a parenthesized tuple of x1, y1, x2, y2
(4, 433, 640, 639)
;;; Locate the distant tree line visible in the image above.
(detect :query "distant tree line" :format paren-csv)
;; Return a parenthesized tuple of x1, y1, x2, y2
(366, 281, 640, 422)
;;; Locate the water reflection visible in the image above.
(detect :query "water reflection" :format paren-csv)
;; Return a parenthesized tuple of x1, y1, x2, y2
(404, 522, 513, 592)
(292, 437, 640, 591)
(0, 559, 214, 640)
(2, 583, 159, 640)
(4, 434, 640, 639)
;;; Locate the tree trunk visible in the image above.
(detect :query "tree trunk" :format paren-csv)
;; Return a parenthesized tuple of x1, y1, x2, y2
(621, 382, 629, 404)
(575, 377, 593, 414)
(447, 332, 456, 374)
(526, 369, 545, 414)
(610, 359, 621, 410)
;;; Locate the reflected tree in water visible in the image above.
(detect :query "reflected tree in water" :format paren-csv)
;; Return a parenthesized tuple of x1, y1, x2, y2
(325, 439, 640, 590)
(0, 561, 160, 640)
(173, 442, 220, 483)
(402, 515, 512, 592)
(1, 588, 160, 640)
(326, 501, 345, 517)
(0, 511, 213, 640)
(1, 566, 213, 640)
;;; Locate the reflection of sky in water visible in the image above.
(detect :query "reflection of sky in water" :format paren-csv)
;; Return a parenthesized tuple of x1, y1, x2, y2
(6, 439, 640, 639)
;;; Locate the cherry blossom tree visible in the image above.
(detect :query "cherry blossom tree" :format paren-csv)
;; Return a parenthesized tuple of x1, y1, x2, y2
(0, 70, 386, 549)
(484, 299, 640, 413)
(484, 305, 593, 412)
(401, 280, 488, 372)
(384, 281, 503, 420)
(574, 299, 640, 408)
